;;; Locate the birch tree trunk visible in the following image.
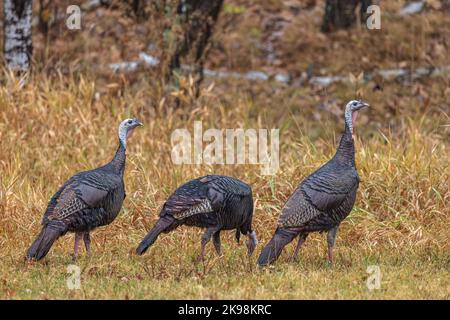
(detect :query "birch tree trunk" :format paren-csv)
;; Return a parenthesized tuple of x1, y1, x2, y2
(3, 0, 33, 72)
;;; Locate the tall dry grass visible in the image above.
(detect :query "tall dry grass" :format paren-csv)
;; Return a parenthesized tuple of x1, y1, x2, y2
(0, 69, 448, 298)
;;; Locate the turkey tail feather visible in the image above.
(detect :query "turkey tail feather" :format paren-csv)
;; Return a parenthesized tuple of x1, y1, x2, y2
(136, 216, 175, 255)
(26, 222, 66, 261)
(257, 228, 298, 266)
(235, 229, 241, 243)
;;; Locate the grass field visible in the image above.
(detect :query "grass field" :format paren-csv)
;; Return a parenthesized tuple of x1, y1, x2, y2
(0, 0, 449, 299)
(0, 72, 448, 299)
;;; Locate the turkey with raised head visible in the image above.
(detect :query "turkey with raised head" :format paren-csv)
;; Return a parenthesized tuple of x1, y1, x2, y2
(26, 118, 143, 261)
(257, 100, 369, 266)
(136, 175, 257, 260)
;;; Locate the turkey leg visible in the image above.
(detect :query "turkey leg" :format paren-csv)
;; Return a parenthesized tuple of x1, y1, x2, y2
(291, 233, 308, 261)
(212, 231, 222, 256)
(327, 226, 339, 264)
(197, 226, 220, 262)
(83, 232, 91, 255)
(73, 232, 83, 260)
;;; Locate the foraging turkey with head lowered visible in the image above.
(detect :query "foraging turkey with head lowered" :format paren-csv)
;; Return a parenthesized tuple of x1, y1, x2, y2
(257, 100, 369, 266)
(136, 175, 257, 260)
(26, 118, 143, 261)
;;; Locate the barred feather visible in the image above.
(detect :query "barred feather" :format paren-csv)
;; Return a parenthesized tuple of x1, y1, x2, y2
(258, 112, 362, 266)
(27, 144, 127, 260)
(137, 175, 255, 256)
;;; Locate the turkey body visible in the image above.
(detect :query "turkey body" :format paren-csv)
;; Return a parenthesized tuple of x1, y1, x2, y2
(278, 160, 359, 233)
(257, 100, 368, 266)
(44, 168, 125, 232)
(136, 175, 257, 258)
(26, 147, 127, 261)
(26, 118, 142, 261)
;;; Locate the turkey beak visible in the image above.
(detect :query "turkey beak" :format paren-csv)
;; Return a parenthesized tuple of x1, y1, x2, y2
(359, 101, 370, 109)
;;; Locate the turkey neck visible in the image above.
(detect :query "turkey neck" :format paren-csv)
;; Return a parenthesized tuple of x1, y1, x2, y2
(110, 142, 126, 176)
(333, 121, 355, 167)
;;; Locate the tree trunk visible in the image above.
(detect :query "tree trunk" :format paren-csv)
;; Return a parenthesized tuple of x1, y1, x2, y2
(321, 0, 372, 32)
(167, 0, 224, 95)
(3, 0, 33, 72)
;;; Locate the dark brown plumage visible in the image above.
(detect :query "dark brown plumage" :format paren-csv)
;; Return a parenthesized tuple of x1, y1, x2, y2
(136, 175, 257, 260)
(258, 100, 369, 266)
(26, 118, 142, 261)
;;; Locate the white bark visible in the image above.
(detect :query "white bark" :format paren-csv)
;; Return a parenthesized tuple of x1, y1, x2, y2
(3, 0, 33, 72)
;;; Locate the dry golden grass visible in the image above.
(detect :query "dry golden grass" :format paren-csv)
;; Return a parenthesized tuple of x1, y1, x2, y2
(0, 69, 449, 299)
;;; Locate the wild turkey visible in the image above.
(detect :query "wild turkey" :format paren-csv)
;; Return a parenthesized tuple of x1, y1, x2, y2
(26, 118, 143, 261)
(257, 100, 369, 266)
(136, 175, 257, 260)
